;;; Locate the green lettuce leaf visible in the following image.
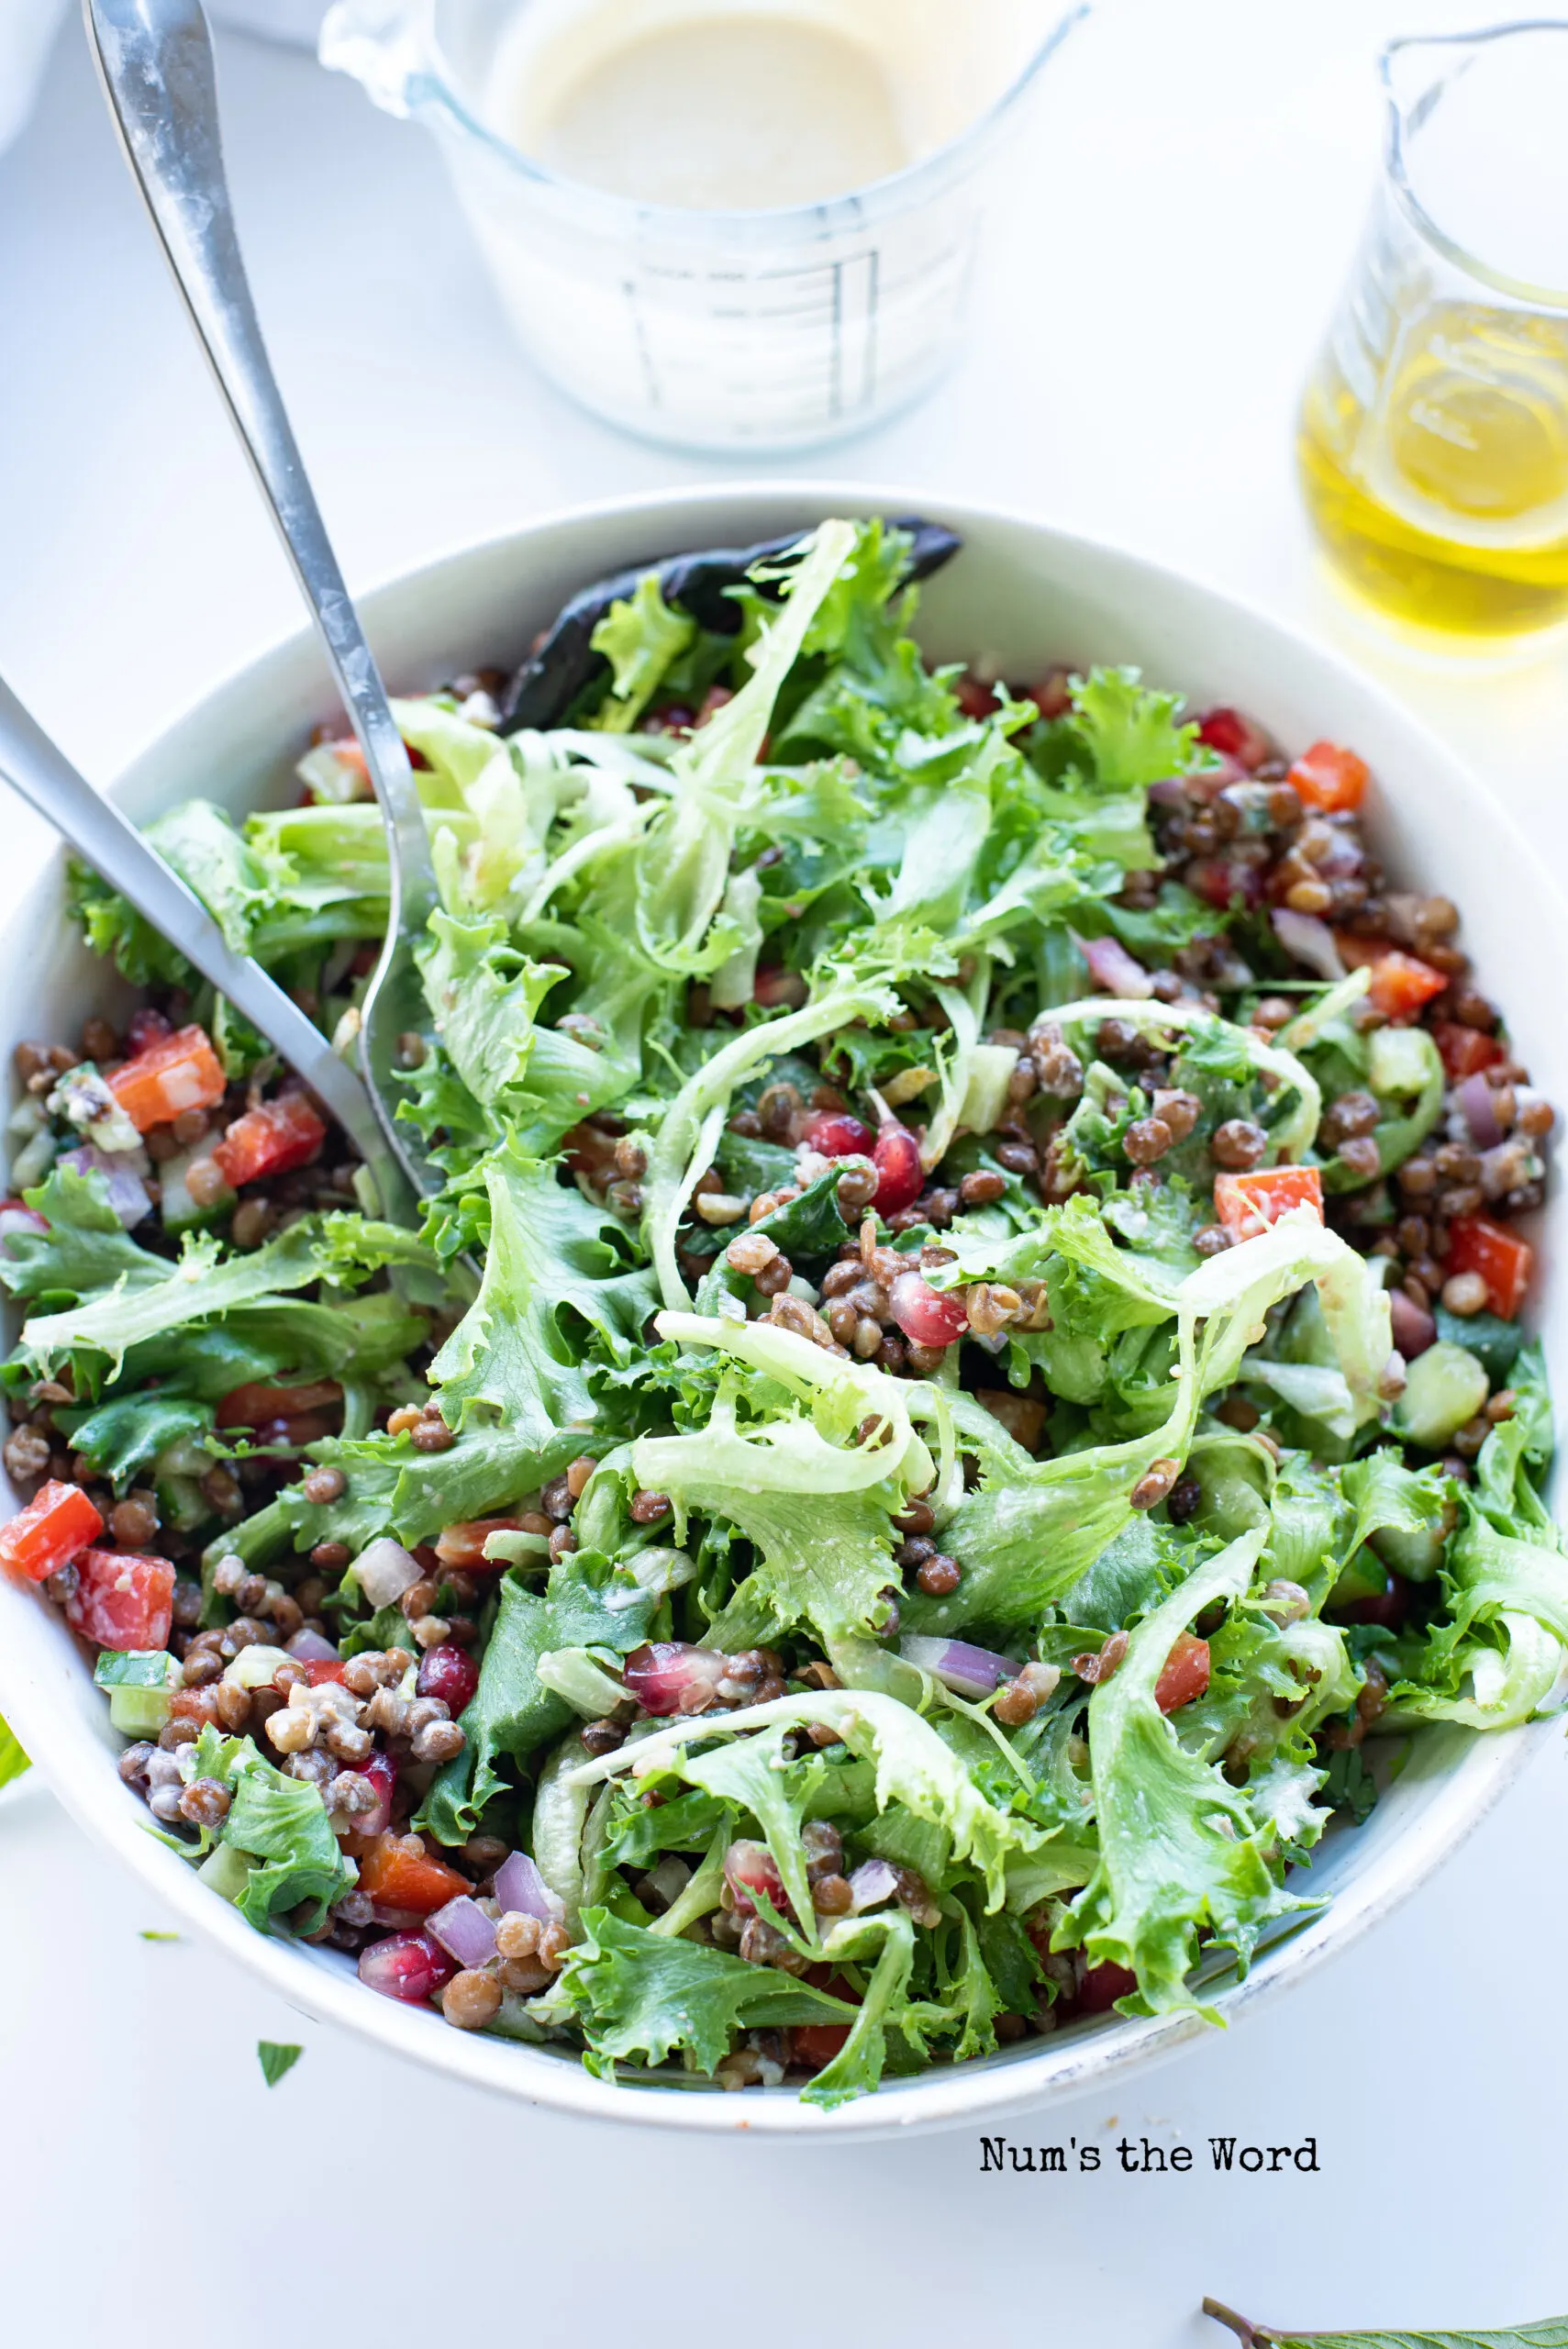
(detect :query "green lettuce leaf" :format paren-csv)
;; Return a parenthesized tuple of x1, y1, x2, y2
(551, 1906, 858, 2076)
(1055, 1531, 1316, 2016)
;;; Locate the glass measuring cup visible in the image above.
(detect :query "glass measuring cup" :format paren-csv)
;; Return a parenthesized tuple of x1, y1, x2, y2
(1297, 20, 1568, 643)
(320, 0, 1087, 452)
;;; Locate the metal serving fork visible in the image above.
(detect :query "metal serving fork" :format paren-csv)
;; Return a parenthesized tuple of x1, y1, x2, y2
(82, 0, 441, 1215)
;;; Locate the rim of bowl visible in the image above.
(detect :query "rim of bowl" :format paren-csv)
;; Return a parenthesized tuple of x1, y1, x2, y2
(0, 477, 1556, 2137)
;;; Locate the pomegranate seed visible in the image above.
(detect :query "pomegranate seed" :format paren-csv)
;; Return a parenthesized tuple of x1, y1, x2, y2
(416, 1642, 479, 1716)
(623, 1641, 724, 1717)
(806, 1110, 877, 1158)
(356, 1750, 396, 1838)
(723, 1838, 787, 1919)
(889, 1269, 969, 1350)
(872, 1127, 923, 1215)
(125, 1007, 174, 1055)
(1197, 707, 1271, 771)
(1077, 1959, 1139, 2014)
(357, 1929, 456, 2004)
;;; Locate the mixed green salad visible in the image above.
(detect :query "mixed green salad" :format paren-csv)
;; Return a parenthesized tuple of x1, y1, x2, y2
(0, 516, 1561, 2105)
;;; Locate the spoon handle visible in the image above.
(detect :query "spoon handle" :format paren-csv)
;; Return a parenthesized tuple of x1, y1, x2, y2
(83, 0, 440, 1191)
(0, 672, 413, 1219)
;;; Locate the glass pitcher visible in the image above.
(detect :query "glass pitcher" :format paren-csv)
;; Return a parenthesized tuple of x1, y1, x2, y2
(1297, 20, 1568, 642)
(320, 0, 1088, 453)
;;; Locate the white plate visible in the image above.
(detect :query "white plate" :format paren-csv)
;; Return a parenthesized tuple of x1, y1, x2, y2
(0, 483, 1559, 2137)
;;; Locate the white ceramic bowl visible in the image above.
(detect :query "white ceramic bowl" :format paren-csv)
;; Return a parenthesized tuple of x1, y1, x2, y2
(0, 484, 1560, 2137)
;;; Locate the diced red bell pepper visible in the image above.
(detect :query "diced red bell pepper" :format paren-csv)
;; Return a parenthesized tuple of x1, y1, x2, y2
(1443, 1214, 1534, 1319)
(216, 1379, 343, 1431)
(791, 1967, 862, 2068)
(1366, 951, 1447, 1023)
(1288, 740, 1369, 813)
(1197, 707, 1271, 770)
(791, 2021, 854, 2067)
(211, 1093, 327, 1187)
(1433, 1020, 1506, 1082)
(65, 1548, 174, 1651)
(298, 1658, 349, 1687)
(1214, 1164, 1324, 1239)
(0, 1481, 105, 1585)
(433, 1518, 523, 1572)
(1154, 1631, 1210, 1713)
(355, 1831, 470, 1919)
(106, 1024, 226, 1134)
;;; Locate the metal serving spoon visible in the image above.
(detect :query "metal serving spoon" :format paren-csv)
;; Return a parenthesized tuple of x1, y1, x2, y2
(82, 0, 441, 1210)
(0, 674, 414, 1219)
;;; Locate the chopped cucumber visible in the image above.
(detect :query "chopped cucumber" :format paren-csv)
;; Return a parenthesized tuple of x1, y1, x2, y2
(97, 1649, 180, 1738)
(1369, 1025, 1434, 1097)
(198, 1842, 259, 1902)
(1433, 1306, 1524, 1386)
(109, 1684, 173, 1736)
(1392, 1341, 1489, 1451)
(160, 1141, 235, 1233)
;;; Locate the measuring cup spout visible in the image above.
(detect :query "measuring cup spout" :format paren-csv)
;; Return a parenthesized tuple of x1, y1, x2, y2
(319, 0, 427, 117)
(1380, 25, 1524, 157)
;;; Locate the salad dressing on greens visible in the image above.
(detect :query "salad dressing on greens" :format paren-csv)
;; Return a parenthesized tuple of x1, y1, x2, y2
(3, 518, 1562, 2104)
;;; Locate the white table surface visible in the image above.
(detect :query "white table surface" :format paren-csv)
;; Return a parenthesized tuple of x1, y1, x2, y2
(4, 6, 1568, 2341)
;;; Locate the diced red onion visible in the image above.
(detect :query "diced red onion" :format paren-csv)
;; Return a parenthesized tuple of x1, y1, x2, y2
(494, 1850, 564, 1924)
(357, 1929, 455, 2004)
(722, 1839, 785, 1919)
(889, 1269, 969, 1350)
(1457, 1072, 1504, 1150)
(60, 1144, 150, 1229)
(355, 1751, 396, 1838)
(285, 1626, 340, 1664)
(900, 1635, 1022, 1698)
(1145, 776, 1188, 808)
(428, 1894, 498, 1969)
(1071, 931, 1154, 999)
(1388, 1287, 1436, 1360)
(354, 1536, 422, 1609)
(623, 1640, 724, 1717)
(0, 1206, 48, 1242)
(1271, 908, 1344, 982)
(847, 1858, 900, 1914)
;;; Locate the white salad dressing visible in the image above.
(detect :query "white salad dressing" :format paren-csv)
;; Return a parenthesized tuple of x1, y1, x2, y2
(502, 13, 907, 210)
(482, 0, 1028, 210)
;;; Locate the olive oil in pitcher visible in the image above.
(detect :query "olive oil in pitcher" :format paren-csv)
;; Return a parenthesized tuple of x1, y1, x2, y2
(1297, 26, 1568, 644)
